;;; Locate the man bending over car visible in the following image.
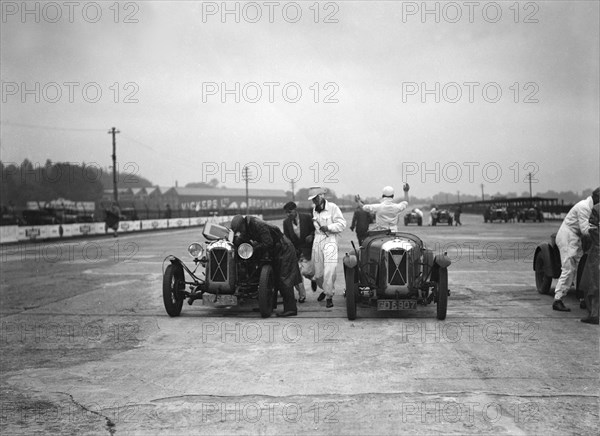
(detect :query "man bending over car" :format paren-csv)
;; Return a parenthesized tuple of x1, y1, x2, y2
(230, 215, 301, 317)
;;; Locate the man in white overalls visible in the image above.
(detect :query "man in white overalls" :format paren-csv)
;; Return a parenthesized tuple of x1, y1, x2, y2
(309, 187, 347, 308)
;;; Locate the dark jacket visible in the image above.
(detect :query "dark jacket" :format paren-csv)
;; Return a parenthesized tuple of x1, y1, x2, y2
(237, 216, 302, 290)
(351, 208, 372, 236)
(282, 212, 315, 260)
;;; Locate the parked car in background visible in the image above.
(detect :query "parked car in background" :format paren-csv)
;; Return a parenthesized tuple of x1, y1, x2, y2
(484, 206, 508, 223)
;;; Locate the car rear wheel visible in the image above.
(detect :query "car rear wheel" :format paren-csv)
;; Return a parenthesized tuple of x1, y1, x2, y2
(258, 264, 275, 318)
(163, 264, 184, 317)
(436, 268, 448, 320)
(534, 255, 552, 294)
(344, 267, 357, 320)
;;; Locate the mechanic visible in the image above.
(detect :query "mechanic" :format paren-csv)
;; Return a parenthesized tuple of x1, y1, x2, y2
(282, 201, 317, 303)
(309, 187, 347, 308)
(552, 188, 600, 312)
(355, 184, 410, 232)
(350, 204, 373, 246)
(230, 215, 301, 317)
(579, 202, 599, 324)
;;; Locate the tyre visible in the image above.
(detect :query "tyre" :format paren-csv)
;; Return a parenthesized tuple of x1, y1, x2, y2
(258, 264, 275, 318)
(436, 267, 448, 320)
(163, 264, 184, 317)
(344, 267, 357, 320)
(575, 253, 588, 296)
(534, 255, 552, 295)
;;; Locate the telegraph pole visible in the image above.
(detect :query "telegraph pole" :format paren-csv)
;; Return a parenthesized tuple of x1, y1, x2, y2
(480, 184, 485, 201)
(108, 127, 120, 203)
(527, 172, 533, 199)
(290, 179, 296, 202)
(243, 166, 250, 215)
(457, 191, 460, 203)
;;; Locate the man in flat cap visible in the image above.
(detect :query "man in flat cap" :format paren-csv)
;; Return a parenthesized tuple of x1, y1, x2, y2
(309, 187, 346, 308)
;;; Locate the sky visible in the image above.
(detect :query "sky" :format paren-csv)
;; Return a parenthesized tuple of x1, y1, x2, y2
(1, 0, 599, 200)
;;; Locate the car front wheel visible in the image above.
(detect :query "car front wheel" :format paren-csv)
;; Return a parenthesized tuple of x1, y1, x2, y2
(344, 267, 357, 320)
(258, 264, 275, 318)
(163, 264, 184, 317)
(436, 268, 448, 320)
(534, 255, 552, 295)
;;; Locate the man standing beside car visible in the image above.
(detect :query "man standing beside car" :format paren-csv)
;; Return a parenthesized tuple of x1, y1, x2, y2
(355, 184, 410, 232)
(282, 201, 317, 303)
(552, 188, 599, 312)
(350, 204, 372, 246)
(309, 187, 347, 308)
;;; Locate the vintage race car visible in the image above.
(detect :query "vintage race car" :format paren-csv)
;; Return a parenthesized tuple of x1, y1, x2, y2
(518, 207, 544, 222)
(432, 209, 453, 226)
(533, 233, 588, 295)
(404, 209, 423, 226)
(484, 206, 508, 223)
(162, 222, 276, 318)
(343, 230, 451, 320)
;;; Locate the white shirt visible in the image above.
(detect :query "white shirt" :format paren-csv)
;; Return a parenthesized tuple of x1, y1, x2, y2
(363, 198, 408, 230)
(561, 196, 593, 237)
(312, 200, 346, 235)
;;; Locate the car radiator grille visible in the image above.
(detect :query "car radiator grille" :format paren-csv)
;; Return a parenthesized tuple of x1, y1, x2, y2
(209, 248, 229, 282)
(388, 249, 407, 286)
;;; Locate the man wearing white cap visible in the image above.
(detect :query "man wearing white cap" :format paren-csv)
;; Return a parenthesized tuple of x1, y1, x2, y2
(356, 184, 410, 232)
(308, 187, 346, 308)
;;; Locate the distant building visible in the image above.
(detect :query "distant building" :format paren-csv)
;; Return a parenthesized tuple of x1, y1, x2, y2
(166, 187, 288, 211)
(102, 186, 288, 211)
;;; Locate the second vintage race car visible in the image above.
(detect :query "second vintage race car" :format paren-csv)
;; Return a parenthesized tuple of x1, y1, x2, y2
(162, 222, 277, 318)
(343, 230, 451, 320)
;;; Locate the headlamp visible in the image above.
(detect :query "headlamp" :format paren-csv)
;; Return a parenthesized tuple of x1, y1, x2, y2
(188, 242, 203, 258)
(237, 243, 253, 260)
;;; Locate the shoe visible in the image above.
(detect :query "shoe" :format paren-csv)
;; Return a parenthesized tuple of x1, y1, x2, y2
(552, 300, 571, 312)
(276, 311, 297, 317)
(326, 298, 333, 308)
(311, 281, 318, 292)
(580, 317, 599, 325)
(298, 297, 306, 304)
(580, 300, 587, 310)
(317, 292, 326, 302)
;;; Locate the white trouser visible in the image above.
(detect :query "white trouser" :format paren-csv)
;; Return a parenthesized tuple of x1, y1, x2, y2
(554, 226, 583, 301)
(312, 233, 339, 297)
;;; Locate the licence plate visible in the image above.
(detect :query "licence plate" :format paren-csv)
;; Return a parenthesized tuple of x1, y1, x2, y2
(202, 294, 238, 306)
(377, 300, 417, 311)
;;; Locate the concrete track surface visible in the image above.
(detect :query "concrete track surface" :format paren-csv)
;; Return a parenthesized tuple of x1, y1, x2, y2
(1, 214, 598, 435)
